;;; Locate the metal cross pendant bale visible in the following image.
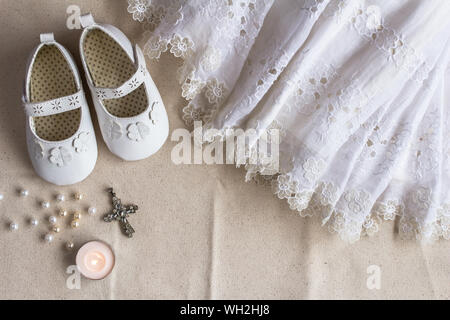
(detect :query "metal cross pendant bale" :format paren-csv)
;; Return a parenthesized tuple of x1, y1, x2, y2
(104, 188, 138, 238)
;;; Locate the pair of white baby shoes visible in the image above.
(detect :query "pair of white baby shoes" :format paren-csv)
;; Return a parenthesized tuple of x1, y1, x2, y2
(22, 13, 169, 186)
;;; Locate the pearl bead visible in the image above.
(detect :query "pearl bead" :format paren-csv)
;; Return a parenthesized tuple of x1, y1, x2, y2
(52, 225, 61, 233)
(88, 207, 97, 215)
(20, 189, 29, 197)
(74, 192, 83, 201)
(48, 216, 57, 225)
(41, 201, 50, 209)
(71, 219, 80, 229)
(44, 233, 54, 243)
(58, 209, 68, 217)
(66, 241, 74, 250)
(73, 212, 82, 220)
(56, 194, 65, 202)
(30, 218, 39, 227)
(9, 222, 18, 231)
(0, 193, 4, 200)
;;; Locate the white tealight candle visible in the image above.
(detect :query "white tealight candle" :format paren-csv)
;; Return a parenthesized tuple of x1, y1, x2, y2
(76, 241, 115, 280)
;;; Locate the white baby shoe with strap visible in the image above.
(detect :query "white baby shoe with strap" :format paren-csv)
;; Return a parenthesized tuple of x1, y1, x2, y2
(79, 13, 169, 161)
(23, 33, 97, 185)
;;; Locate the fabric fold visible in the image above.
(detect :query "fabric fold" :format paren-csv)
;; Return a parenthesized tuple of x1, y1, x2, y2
(127, 0, 450, 242)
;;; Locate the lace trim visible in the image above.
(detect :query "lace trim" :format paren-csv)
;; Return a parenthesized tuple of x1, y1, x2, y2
(127, 1, 444, 242)
(270, 173, 450, 243)
(350, 4, 431, 82)
(143, 31, 228, 129)
(133, 3, 432, 131)
(127, 0, 183, 31)
(186, 123, 450, 243)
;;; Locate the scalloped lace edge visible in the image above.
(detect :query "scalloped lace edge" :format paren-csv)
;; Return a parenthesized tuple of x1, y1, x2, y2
(138, 34, 447, 243)
(198, 127, 450, 243)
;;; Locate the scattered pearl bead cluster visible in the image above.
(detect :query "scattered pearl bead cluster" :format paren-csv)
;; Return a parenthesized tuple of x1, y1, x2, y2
(2, 189, 98, 251)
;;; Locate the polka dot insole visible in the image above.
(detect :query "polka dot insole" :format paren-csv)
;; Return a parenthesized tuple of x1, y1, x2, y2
(83, 29, 148, 118)
(30, 45, 81, 141)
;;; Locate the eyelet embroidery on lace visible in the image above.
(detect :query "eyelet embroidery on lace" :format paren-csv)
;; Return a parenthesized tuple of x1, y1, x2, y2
(300, 0, 328, 18)
(272, 174, 298, 200)
(410, 108, 440, 181)
(372, 126, 411, 175)
(204, 78, 227, 104)
(174, 117, 450, 242)
(302, 157, 326, 184)
(252, 52, 291, 101)
(342, 189, 371, 217)
(127, 0, 152, 22)
(362, 214, 380, 237)
(317, 181, 339, 206)
(288, 190, 314, 213)
(350, 3, 430, 82)
(134, 1, 184, 32)
(135, 0, 270, 126)
(292, 63, 338, 115)
(141, 4, 159, 31)
(173, 121, 450, 243)
(182, 102, 205, 128)
(169, 34, 194, 58)
(181, 73, 205, 100)
(127, 0, 448, 242)
(374, 200, 403, 221)
(410, 186, 432, 211)
(290, 62, 374, 147)
(200, 46, 222, 72)
(144, 35, 168, 59)
(200, 0, 232, 22)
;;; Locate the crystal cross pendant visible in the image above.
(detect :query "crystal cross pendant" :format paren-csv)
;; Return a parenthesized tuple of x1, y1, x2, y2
(104, 188, 138, 238)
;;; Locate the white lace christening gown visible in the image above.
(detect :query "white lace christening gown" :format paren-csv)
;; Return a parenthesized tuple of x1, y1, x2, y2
(127, 0, 450, 242)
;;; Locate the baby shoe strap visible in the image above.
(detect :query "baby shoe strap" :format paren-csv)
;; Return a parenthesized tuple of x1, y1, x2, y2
(80, 13, 95, 28)
(40, 33, 55, 43)
(93, 45, 147, 100)
(24, 90, 87, 117)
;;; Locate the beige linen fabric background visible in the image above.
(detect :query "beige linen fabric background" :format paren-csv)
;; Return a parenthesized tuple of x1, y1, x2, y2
(0, 0, 449, 299)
